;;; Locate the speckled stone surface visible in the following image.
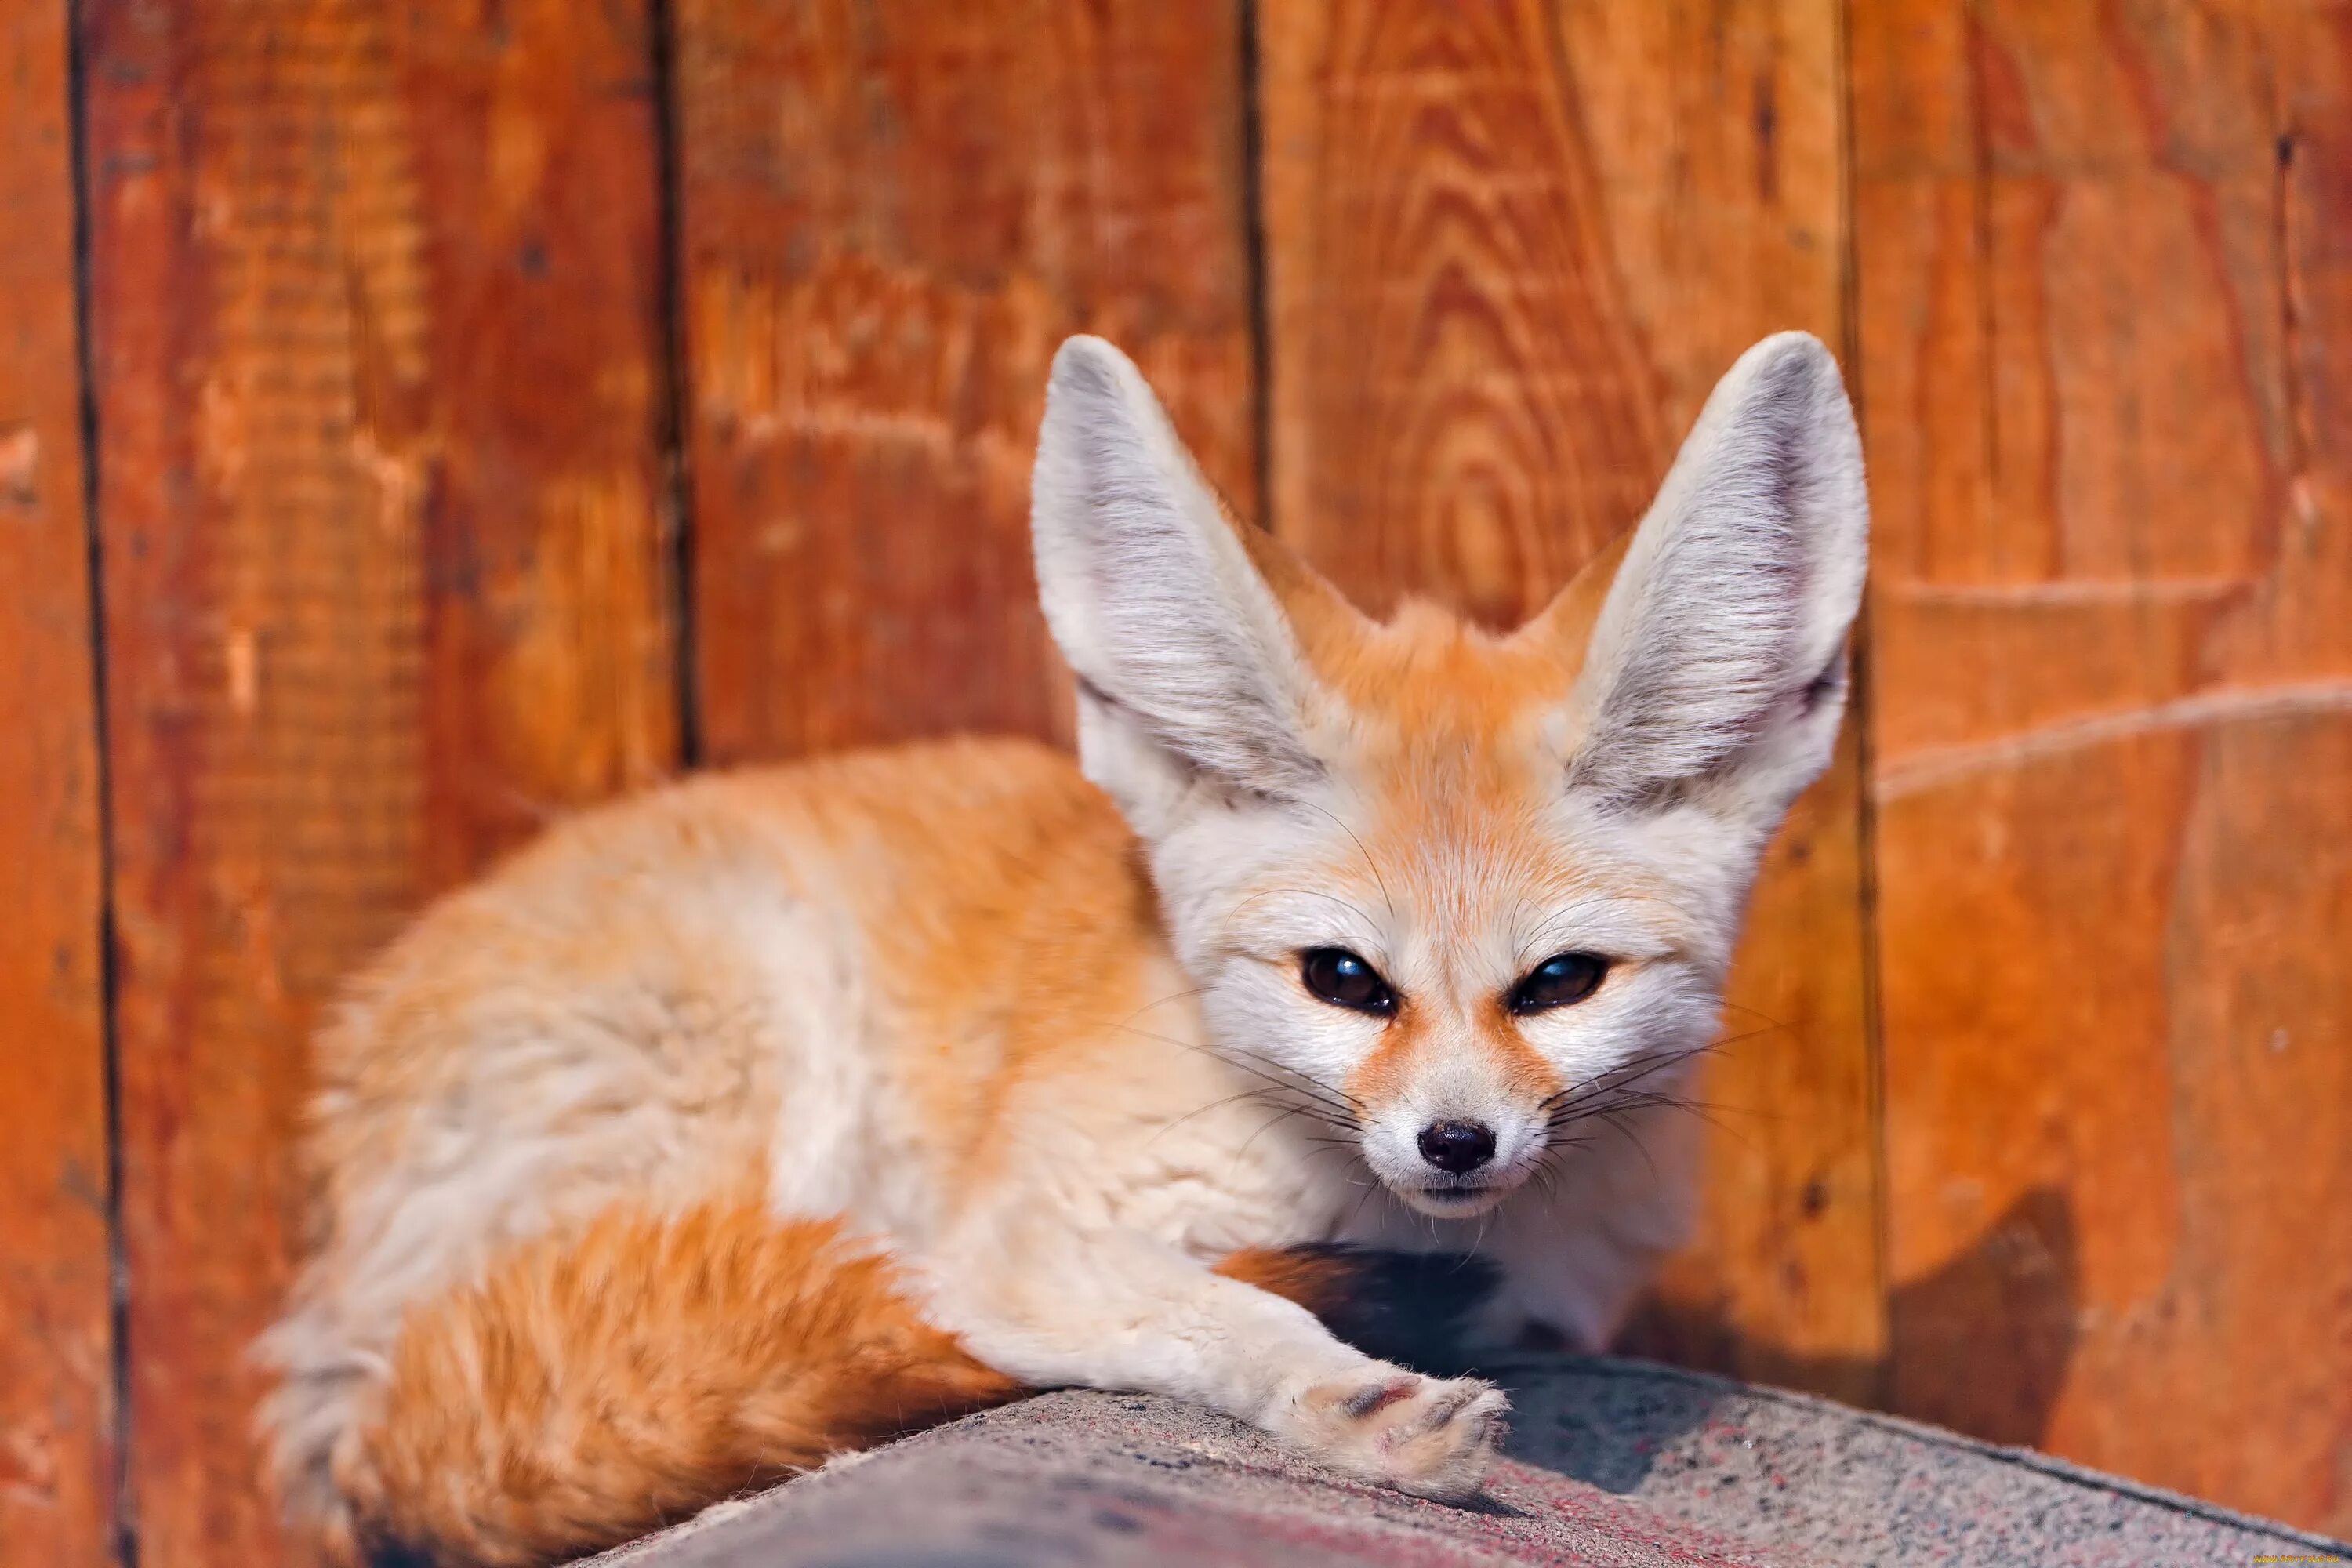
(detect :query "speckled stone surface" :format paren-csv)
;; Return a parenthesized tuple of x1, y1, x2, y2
(591, 1356, 2350, 1567)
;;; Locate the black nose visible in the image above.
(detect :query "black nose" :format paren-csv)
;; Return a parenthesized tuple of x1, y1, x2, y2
(1417, 1120, 1497, 1174)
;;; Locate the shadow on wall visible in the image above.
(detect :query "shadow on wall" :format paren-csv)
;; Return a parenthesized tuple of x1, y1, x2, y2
(1613, 1185, 2081, 1454)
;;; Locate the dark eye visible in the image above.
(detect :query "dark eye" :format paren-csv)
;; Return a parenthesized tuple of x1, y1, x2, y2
(1300, 948, 1396, 1015)
(1508, 953, 1609, 1014)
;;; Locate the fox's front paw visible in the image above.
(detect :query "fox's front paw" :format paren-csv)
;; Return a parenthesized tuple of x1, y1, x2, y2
(1272, 1367, 1508, 1501)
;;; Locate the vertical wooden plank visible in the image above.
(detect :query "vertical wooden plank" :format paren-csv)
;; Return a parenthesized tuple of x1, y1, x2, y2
(80, 0, 678, 1559)
(1854, 0, 2352, 1530)
(0, 2, 116, 1563)
(1259, 1, 1884, 1396)
(674, 0, 1259, 763)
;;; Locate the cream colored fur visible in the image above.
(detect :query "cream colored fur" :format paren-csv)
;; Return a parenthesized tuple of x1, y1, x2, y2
(258, 332, 1867, 1529)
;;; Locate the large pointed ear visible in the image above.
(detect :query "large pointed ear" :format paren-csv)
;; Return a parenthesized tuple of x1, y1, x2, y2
(1031, 336, 1330, 821)
(1563, 332, 1868, 815)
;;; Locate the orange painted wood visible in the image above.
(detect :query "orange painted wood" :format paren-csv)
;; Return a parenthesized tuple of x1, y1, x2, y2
(673, 0, 1259, 763)
(0, 2, 117, 1563)
(80, 0, 678, 1559)
(1854, 0, 2352, 1531)
(1258, 0, 1884, 1397)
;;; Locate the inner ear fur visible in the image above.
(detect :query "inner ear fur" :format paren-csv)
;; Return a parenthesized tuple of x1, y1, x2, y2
(1546, 332, 1869, 808)
(1029, 336, 1361, 805)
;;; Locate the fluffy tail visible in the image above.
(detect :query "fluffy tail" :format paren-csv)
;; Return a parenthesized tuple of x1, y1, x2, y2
(310, 1205, 1501, 1566)
(325, 1201, 1019, 1566)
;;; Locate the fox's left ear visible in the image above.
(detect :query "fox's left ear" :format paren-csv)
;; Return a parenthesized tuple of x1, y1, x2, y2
(1561, 332, 1868, 819)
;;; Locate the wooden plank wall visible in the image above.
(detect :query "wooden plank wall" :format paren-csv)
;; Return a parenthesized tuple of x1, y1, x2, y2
(1853, 0, 2352, 1528)
(6, 1, 2348, 1561)
(0, 2, 115, 1564)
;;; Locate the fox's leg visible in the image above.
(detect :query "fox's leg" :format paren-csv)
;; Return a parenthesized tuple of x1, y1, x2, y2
(923, 1212, 1508, 1500)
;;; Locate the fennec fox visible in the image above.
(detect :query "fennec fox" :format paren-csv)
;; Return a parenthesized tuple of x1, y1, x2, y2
(260, 332, 1867, 1564)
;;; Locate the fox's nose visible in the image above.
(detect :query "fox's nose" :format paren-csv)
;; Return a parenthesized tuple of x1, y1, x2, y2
(1416, 1120, 1497, 1174)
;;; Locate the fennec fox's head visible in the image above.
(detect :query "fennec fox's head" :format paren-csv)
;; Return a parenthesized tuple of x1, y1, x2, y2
(1031, 335, 1866, 1219)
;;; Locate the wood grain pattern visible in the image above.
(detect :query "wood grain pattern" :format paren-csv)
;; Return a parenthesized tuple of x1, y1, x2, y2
(0, 3, 116, 1564)
(673, 0, 1259, 763)
(79, 0, 677, 1559)
(1258, 0, 1884, 1398)
(1854, 0, 2352, 1530)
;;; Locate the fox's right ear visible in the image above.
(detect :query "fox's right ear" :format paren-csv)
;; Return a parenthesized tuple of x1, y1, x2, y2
(1031, 336, 1329, 826)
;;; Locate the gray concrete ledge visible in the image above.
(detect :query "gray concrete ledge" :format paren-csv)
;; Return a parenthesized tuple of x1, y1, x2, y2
(593, 1355, 2350, 1567)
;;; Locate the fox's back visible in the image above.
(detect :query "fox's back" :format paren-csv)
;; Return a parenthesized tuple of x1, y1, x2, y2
(299, 731, 1156, 1274)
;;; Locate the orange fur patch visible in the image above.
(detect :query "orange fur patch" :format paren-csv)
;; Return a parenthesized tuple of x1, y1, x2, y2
(1342, 1001, 1563, 1113)
(342, 1200, 1019, 1566)
(1269, 525, 1629, 734)
(1214, 1244, 1358, 1316)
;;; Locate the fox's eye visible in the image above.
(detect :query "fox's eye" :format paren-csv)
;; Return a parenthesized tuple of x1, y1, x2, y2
(1299, 948, 1396, 1015)
(1508, 953, 1609, 1014)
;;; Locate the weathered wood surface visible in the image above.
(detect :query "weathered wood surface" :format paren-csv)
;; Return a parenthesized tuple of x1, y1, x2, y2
(1853, 0, 2352, 1532)
(0, 3, 116, 1565)
(1256, 0, 1885, 1403)
(672, 0, 1260, 764)
(79, 0, 678, 1559)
